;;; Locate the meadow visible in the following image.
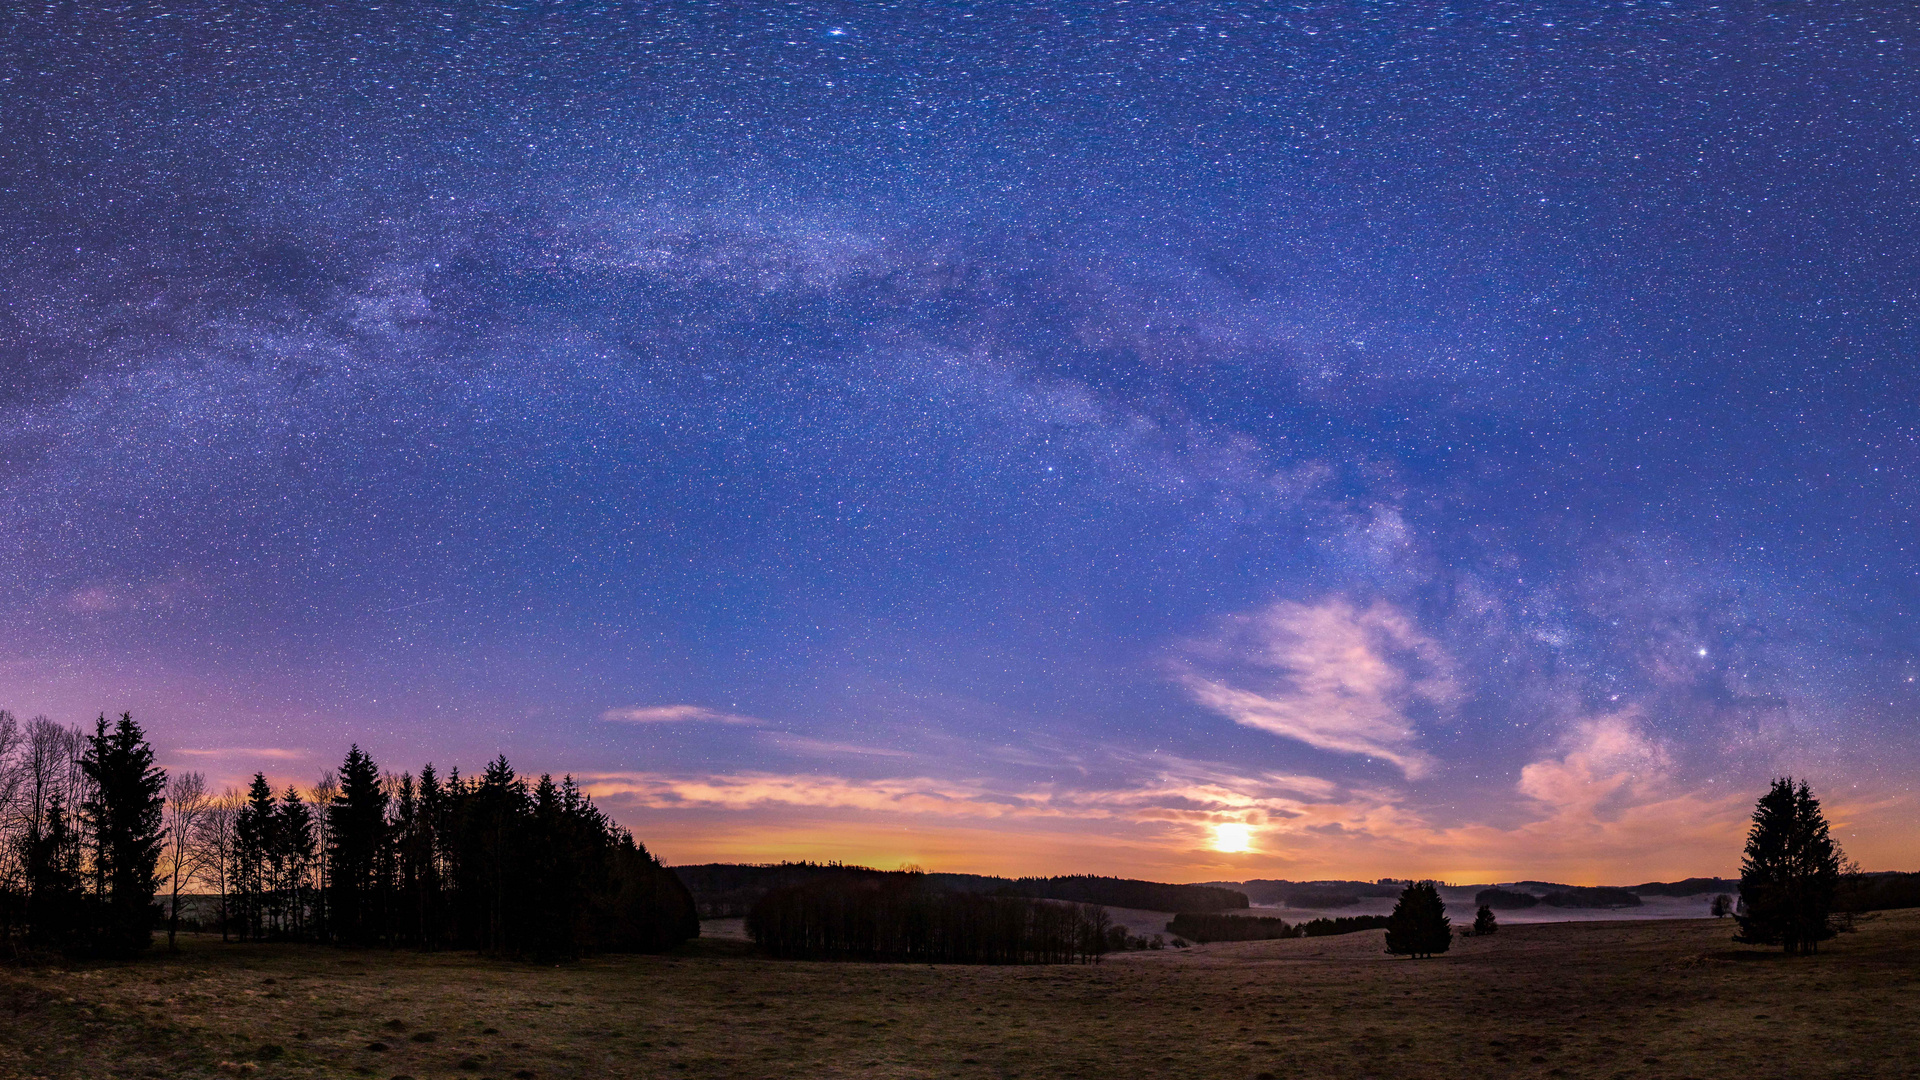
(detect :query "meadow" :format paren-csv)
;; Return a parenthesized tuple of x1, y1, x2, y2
(3, 909, 1917, 1080)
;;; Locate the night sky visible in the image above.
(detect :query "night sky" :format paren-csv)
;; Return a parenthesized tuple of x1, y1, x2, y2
(4, 3, 1916, 883)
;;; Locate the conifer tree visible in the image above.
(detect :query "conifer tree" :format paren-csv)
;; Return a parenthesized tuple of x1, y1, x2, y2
(78, 713, 167, 956)
(24, 792, 83, 949)
(1384, 880, 1451, 958)
(234, 773, 278, 939)
(1735, 777, 1842, 955)
(278, 787, 314, 937)
(1472, 904, 1497, 935)
(329, 746, 388, 945)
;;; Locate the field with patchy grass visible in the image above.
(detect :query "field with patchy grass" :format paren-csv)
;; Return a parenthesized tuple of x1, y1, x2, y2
(3, 910, 1917, 1079)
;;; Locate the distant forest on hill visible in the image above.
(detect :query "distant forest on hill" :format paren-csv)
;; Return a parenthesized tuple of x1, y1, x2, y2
(680, 866, 1920, 923)
(1166, 912, 1392, 943)
(745, 871, 1126, 963)
(673, 863, 1248, 918)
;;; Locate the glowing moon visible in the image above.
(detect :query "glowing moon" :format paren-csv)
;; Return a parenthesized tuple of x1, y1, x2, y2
(1212, 822, 1253, 853)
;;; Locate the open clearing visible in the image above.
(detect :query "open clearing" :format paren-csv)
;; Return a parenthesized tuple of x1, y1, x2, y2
(3, 910, 1917, 1079)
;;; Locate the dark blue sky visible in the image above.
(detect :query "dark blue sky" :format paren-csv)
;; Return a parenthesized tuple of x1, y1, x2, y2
(2, 2, 1914, 880)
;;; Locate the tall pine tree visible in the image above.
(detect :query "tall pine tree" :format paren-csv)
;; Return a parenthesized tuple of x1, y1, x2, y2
(234, 773, 278, 939)
(79, 713, 167, 957)
(329, 746, 389, 945)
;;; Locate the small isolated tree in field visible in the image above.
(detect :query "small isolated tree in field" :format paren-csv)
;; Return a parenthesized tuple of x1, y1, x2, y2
(1472, 904, 1497, 935)
(1710, 893, 1734, 918)
(1384, 881, 1451, 958)
(1735, 777, 1842, 955)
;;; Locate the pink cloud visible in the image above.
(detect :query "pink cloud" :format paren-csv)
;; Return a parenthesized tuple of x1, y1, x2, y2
(1179, 598, 1456, 777)
(175, 746, 310, 760)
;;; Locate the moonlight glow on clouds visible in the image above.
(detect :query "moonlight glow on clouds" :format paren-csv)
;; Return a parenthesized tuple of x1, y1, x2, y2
(2, 2, 1917, 882)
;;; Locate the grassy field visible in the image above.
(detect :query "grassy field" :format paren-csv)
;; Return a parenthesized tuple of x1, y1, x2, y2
(3, 909, 1917, 1080)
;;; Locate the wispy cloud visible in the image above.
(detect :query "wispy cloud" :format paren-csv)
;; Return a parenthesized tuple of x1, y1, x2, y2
(174, 747, 309, 760)
(1178, 598, 1456, 777)
(571, 735, 1894, 883)
(760, 733, 915, 758)
(579, 772, 1017, 816)
(598, 704, 759, 725)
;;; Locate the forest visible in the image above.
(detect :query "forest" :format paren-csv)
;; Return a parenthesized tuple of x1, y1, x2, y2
(674, 862, 1248, 918)
(1165, 911, 1393, 943)
(0, 711, 696, 959)
(744, 869, 1121, 963)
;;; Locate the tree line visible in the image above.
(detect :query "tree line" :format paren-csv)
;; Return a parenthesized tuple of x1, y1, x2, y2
(1004, 875, 1247, 912)
(672, 862, 1251, 919)
(1165, 911, 1394, 944)
(745, 870, 1118, 963)
(0, 710, 696, 959)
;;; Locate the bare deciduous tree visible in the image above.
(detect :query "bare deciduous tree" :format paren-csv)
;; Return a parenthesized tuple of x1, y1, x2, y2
(163, 771, 211, 949)
(194, 788, 241, 942)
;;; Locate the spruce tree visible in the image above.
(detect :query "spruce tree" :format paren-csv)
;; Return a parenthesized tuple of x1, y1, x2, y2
(1735, 777, 1842, 955)
(1384, 880, 1451, 958)
(24, 792, 84, 949)
(329, 745, 389, 945)
(234, 773, 278, 939)
(79, 713, 167, 957)
(1473, 904, 1497, 935)
(279, 788, 314, 938)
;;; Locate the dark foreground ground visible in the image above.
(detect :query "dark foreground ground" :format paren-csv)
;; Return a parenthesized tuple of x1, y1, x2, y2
(3, 909, 1917, 1079)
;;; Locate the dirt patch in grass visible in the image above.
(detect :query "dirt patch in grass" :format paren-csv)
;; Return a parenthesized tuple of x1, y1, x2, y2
(4, 911, 1919, 1078)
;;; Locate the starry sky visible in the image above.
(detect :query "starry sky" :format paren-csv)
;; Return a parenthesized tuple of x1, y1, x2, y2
(4, 2, 1916, 884)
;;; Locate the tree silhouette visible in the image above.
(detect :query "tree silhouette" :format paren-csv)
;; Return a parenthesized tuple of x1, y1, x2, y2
(1, 722, 695, 956)
(234, 773, 277, 939)
(1472, 904, 1497, 935)
(161, 771, 210, 950)
(23, 791, 83, 949)
(193, 789, 240, 941)
(329, 746, 388, 945)
(1383, 880, 1451, 958)
(1735, 777, 1842, 955)
(79, 713, 167, 957)
(278, 787, 315, 938)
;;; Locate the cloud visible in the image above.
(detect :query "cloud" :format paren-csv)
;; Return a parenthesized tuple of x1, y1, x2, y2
(1178, 597, 1457, 777)
(760, 733, 916, 759)
(579, 772, 1019, 817)
(174, 747, 309, 760)
(1517, 713, 1673, 818)
(576, 760, 1352, 834)
(598, 704, 759, 725)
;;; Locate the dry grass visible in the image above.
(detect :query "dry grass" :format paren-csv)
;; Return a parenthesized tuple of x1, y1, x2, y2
(4, 910, 1919, 1079)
